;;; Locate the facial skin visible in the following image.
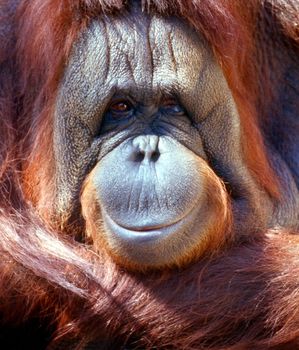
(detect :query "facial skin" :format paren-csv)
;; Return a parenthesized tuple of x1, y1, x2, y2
(53, 4, 271, 270)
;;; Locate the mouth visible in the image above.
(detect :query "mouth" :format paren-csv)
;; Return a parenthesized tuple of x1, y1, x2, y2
(98, 201, 207, 268)
(102, 212, 186, 243)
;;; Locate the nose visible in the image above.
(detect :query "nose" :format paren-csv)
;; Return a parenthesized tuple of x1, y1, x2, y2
(130, 135, 160, 163)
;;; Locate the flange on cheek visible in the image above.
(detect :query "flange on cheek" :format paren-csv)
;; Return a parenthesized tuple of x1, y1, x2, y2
(81, 155, 231, 270)
(81, 180, 104, 247)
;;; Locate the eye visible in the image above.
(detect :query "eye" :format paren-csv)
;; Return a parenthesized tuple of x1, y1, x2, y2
(102, 99, 134, 131)
(161, 98, 184, 115)
(108, 100, 133, 117)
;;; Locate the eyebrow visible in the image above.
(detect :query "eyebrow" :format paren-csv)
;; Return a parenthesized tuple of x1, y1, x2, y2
(108, 80, 182, 103)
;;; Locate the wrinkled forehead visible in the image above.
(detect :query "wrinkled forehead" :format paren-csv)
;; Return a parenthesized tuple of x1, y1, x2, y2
(72, 5, 212, 100)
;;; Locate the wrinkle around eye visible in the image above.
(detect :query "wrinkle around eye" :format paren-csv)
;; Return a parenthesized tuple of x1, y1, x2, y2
(99, 113, 136, 134)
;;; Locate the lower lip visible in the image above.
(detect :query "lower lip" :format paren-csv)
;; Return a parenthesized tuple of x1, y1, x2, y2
(102, 212, 185, 243)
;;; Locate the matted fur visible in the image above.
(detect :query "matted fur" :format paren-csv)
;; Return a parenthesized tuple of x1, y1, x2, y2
(0, 0, 299, 349)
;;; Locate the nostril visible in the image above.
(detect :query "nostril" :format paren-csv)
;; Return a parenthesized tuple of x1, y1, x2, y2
(134, 151, 145, 162)
(132, 150, 160, 163)
(151, 151, 160, 162)
(131, 135, 160, 163)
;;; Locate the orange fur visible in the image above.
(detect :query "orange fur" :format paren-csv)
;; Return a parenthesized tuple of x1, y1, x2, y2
(0, 1, 298, 349)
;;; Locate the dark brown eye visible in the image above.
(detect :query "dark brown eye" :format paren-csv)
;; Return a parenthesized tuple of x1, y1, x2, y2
(109, 101, 132, 113)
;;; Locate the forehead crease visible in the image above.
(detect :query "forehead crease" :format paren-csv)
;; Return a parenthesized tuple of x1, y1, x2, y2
(150, 17, 205, 88)
(102, 13, 155, 90)
(78, 11, 207, 101)
(150, 20, 178, 76)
